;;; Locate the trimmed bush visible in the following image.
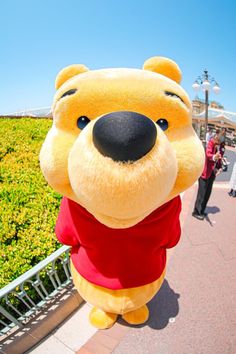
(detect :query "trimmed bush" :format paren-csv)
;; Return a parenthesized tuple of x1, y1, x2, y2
(0, 118, 62, 289)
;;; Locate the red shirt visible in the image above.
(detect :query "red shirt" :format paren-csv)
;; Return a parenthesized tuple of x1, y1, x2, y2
(201, 139, 222, 179)
(55, 196, 181, 290)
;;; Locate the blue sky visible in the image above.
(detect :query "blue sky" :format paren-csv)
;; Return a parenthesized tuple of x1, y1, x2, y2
(1, 0, 236, 114)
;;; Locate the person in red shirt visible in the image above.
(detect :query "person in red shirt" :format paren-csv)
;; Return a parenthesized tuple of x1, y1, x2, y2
(192, 131, 222, 220)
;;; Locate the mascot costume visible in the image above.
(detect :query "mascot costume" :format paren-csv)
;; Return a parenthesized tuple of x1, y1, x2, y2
(40, 56, 204, 329)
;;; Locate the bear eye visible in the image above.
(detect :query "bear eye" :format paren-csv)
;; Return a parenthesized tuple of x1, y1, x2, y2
(60, 88, 77, 99)
(164, 91, 184, 104)
(77, 116, 90, 130)
(156, 119, 168, 131)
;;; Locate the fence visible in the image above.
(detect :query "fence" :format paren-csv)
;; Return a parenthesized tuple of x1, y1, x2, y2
(0, 245, 71, 339)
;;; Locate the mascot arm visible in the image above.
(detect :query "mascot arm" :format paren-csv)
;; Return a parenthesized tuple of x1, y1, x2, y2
(164, 197, 182, 249)
(165, 223, 181, 249)
(55, 218, 79, 246)
(55, 213, 79, 246)
(55, 198, 80, 247)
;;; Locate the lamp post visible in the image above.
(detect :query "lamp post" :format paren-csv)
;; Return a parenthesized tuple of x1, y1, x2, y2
(192, 70, 220, 149)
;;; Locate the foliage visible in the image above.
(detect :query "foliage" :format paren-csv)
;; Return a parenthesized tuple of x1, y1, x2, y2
(0, 118, 62, 289)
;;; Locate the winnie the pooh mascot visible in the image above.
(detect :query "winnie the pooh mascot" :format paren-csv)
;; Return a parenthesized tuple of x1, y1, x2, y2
(40, 56, 204, 329)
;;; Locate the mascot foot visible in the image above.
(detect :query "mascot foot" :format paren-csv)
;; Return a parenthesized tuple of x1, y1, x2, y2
(89, 307, 118, 329)
(122, 305, 149, 325)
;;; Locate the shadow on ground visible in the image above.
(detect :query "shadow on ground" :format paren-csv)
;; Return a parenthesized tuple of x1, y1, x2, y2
(117, 279, 180, 330)
(147, 279, 180, 330)
(205, 206, 221, 227)
(205, 206, 220, 215)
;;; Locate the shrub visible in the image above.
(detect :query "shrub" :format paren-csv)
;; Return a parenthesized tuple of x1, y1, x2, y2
(0, 118, 62, 289)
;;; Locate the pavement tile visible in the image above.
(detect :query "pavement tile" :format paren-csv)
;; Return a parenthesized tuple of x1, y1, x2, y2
(83, 338, 112, 354)
(28, 336, 74, 354)
(76, 347, 93, 354)
(77, 324, 129, 353)
(92, 332, 119, 350)
(104, 323, 129, 340)
(53, 303, 97, 352)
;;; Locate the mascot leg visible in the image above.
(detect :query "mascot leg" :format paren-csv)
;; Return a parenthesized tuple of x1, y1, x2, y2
(122, 304, 149, 325)
(71, 262, 165, 329)
(89, 307, 117, 329)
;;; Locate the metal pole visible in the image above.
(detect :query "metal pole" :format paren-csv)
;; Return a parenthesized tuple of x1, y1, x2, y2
(192, 70, 219, 149)
(205, 89, 209, 149)
(204, 70, 209, 149)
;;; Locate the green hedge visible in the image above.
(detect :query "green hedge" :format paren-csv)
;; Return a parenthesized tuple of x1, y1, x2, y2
(0, 118, 62, 289)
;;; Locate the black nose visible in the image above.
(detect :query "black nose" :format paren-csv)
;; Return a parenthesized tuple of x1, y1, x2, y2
(92, 111, 157, 162)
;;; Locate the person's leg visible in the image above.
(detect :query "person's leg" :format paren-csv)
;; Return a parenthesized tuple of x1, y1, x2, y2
(193, 177, 207, 215)
(228, 189, 233, 196)
(201, 173, 215, 213)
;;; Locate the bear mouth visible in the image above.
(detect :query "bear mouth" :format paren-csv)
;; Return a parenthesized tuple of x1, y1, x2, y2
(86, 192, 177, 228)
(87, 208, 152, 229)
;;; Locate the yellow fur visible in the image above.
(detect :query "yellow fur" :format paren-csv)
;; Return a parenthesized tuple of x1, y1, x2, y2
(68, 118, 177, 226)
(143, 56, 182, 83)
(122, 305, 149, 325)
(55, 64, 89, 89)
(40, 56, 205, 328)
(40, 61, 204, 228)
(89, 308, 118, 329)
(71, 261, 165, 315)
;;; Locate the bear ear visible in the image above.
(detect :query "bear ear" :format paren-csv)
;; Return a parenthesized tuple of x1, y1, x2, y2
(55, 64, 89, 89)
(143, 56, 182, 84)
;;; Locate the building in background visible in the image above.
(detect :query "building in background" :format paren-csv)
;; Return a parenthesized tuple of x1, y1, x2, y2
(192, 96, 224, 114)
(192, 97, 236, 146)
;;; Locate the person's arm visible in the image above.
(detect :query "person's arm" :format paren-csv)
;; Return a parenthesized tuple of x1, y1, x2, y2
(220, 143, 225, 156)
(215, 168, 223, 176)
(206, 140, 220, 162)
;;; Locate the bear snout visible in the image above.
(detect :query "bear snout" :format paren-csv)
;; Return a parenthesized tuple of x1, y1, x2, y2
(92, 111, 157, 162)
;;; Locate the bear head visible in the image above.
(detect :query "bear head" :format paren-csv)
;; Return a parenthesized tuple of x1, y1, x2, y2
(40, 57, 205, 228)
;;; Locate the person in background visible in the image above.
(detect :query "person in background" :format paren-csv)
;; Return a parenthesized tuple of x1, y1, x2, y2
(228, 162, 236, 197)
(215, 130, 226, 174)
(206, 127, 213, 146)
(192, 130, 222, 220)
(218, 128, 231, 173)
(220, 128, 226, 144)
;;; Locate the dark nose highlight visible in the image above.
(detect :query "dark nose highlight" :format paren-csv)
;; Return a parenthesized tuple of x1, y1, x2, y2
(92, 111, 157, 162)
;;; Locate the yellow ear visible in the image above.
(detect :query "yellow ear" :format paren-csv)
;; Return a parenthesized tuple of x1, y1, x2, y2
(143, 56, 182, 84)
(55, 64, 89, 89)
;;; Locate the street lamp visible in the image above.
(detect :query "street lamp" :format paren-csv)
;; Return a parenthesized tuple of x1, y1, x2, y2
(192, 70, 220, 148)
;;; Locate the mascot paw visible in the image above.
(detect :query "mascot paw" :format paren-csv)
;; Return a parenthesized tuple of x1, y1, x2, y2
(122, 305, 149, 325)
(89, 307, 117, 329)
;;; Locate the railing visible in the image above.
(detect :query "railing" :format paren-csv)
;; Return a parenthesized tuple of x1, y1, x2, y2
(0, 245, 71, 339)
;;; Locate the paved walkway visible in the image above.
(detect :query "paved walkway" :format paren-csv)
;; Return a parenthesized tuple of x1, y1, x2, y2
(29, 180, 236, 354)
(29, 145, 236, 354)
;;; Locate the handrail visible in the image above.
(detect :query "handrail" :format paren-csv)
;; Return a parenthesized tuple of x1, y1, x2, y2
(0, 245, 72, 338)
(0, 245, 70, 297)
